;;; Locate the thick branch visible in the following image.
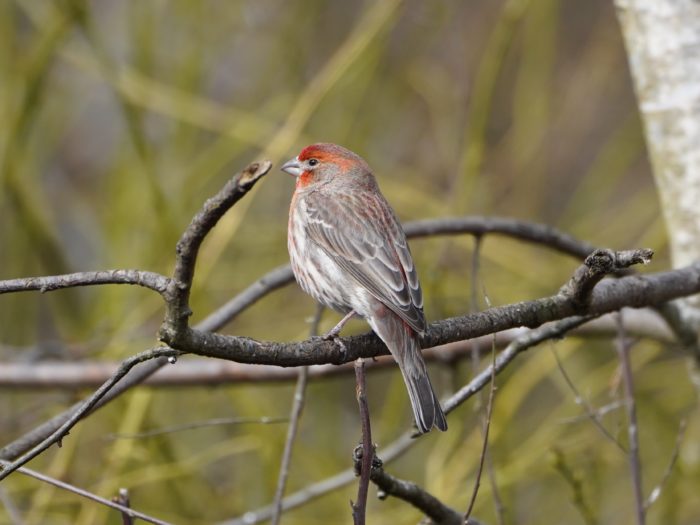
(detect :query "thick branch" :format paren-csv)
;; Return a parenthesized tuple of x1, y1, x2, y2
(161, 261, 700, 367)
(0, 310, 673, 388)
(192, 215, 599, 331)
(160, 161, 271, 338)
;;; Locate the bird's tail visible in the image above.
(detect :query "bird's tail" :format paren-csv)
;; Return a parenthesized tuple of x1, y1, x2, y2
(370, 313, 447, 433)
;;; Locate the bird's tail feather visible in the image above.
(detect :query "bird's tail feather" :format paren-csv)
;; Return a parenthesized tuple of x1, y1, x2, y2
(370, 313, 447, 433)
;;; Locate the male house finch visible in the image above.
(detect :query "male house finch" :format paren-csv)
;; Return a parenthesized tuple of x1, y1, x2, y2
(282, 143, 447, 433)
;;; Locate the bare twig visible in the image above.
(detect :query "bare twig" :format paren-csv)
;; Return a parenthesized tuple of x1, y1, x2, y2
(226, 315, 596, 525)
(560, 248, 653, 308)
(271, 305, 324, 525)
(551, 448, 597, 525)
(465, 335, 497, 522)
(0, 355, 169, 461)
(645, 418, 687, 509)
(467, 250, 504, 524)
(0, 484, 23, 525)
(108, 416, 288, 440)
(221, 432, 417, 525)
(551, 346, 626, 452)
(0, 309, 675, 389)
(0, 460, 171, 525)
(367, 457, 470, 525)
(351, 358, 373, 525)
(0, 346, 178, 480)
(0, 161, 271, 469)
(113, 488, 133, 525)
(615, 314, 645, 525)
(160, 160, 272, 340)
(0, 270, 170, 297)
(443, 316, 594, 415)
(403, 216, 596, 259)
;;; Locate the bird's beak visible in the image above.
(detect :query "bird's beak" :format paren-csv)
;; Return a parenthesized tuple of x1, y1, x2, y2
(281, 157, 303, 177)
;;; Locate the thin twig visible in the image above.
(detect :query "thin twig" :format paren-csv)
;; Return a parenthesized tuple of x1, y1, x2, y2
(615, 313, 645, 525)
(0, 347, 178, 481)
(160, 160, 272, 340)
(443, 316, 594, 415)
(468, 240, 505, 525)
(107, 417, 289, 440)
(271, 305, 324, 525)
(0, 270, 170, 297)
(0, 484, 24, 525)
(0, 161, 270, 473)
(551, 346, 626, 452)
(367, 459, 467, 525)
(226, 316, 593, 525)
(113, 488, 133, 525)
(645, 418, 687, 509)
(560, 248, 653, 308)
(551, 448, 597, 525)
(0, 460, 171, 525)
(351, 358, 373, 525)
(465, 334, 497, 522)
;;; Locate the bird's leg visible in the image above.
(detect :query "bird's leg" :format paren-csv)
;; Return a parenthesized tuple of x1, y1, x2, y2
(322, 310, 356, 340)
(321, 310, 356, 361)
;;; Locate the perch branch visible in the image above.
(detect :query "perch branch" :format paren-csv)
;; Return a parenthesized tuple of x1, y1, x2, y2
(163, 253, 700, 369)
(0, 309, 674, 388)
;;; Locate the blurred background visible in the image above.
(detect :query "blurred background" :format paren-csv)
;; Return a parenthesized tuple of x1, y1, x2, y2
(1, 0, 697, 524)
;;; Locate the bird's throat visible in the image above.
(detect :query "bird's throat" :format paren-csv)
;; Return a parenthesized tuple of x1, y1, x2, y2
(296, 171, 314, 188)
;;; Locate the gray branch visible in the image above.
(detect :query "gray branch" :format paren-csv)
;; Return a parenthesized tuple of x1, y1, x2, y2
(0, 270, 170, 297)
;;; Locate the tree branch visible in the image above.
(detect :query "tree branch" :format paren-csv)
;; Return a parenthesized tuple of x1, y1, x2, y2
(351, 358, 373, 525)
(0, 347, 177, 480)
(160, 160, 272, 339)
(162, 259, 700, 368)
(0, 309, 674, 388)
(366, 457, 478, 525)
(0, 460, 171, 525)
(0, 270, 171, 297)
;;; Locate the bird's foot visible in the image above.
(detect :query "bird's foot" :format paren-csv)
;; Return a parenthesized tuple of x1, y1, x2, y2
(323, 332, 347, 361)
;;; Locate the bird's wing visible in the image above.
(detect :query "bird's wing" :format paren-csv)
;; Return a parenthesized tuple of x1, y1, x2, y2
(303, 187, 426, 333)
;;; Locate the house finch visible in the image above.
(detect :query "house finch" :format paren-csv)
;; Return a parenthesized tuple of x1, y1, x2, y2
(282, 143, 447, 433)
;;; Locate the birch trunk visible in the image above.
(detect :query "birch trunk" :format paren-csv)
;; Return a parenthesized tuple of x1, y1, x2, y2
(615, 1, 700, 323)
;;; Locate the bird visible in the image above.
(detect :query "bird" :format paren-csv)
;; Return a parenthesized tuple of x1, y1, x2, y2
(282, 143, 447, 433)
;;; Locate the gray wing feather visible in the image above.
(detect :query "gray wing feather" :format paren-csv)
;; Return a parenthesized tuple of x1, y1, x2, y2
(304, 188, 426, 333)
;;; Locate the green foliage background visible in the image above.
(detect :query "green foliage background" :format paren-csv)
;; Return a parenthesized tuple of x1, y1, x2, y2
(0, 1, 698, 524)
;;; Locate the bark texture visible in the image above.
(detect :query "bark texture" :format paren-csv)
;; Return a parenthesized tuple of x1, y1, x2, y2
(615, 0, 700, 318)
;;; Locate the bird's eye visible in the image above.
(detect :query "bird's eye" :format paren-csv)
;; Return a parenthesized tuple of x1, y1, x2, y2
(308, 158, 319, 167)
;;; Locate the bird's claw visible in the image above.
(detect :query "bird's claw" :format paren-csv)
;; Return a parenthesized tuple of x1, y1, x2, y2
(327, 334, 348, 361)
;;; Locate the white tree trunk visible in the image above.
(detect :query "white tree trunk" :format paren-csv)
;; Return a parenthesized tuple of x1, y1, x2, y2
(615, 0, 700, 321)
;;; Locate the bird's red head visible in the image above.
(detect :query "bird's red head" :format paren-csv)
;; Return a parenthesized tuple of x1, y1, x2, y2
(281, 143, 370, 188)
